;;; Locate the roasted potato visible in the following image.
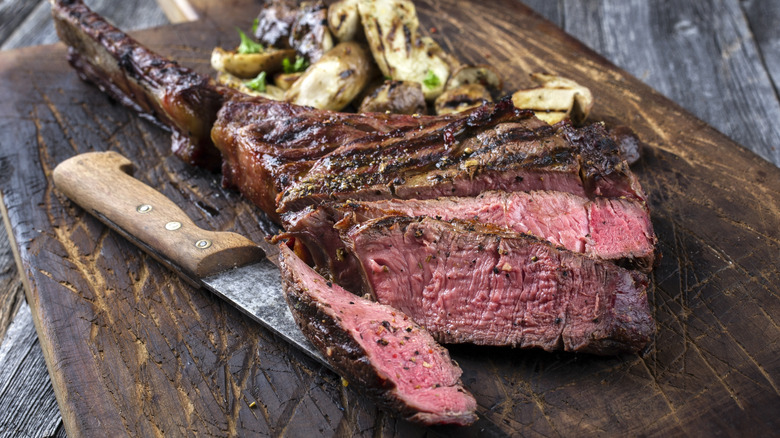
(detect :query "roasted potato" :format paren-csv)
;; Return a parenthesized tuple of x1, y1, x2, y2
(358, 80, 426, 114)
(511, 73, 593, 125)
(216, 71, 285, 100)
(357, 0, 450, 100)
(434, 83, 492, 115)
(285, 41, 376, 110)
(328, 0, 362, 42)
(210, 46, 296, 79)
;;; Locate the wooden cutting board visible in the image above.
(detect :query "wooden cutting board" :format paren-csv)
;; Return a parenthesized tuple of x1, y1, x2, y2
(1, 0, 779, 435)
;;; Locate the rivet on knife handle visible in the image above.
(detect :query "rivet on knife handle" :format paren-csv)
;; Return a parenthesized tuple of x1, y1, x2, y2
(52, 151, 265, 280)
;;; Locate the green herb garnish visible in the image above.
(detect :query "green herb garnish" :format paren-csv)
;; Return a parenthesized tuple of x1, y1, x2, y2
(282, 56, 309, 74)
(422, 69, 440, 88)
(237, 28, 263, 54)
(244, 71, 267, 92)
(251, 18, 259, 34)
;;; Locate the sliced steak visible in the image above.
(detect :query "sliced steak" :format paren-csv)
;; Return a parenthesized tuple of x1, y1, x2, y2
(277, 101, 646, 213)
(282, 191, 656, 292)
(278, 244, 478, 426)
(53, 0, 658, 360)
(342, 216, 654, 354)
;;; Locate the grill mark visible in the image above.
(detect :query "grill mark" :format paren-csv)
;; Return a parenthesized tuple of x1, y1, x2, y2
(403, 24, 412, 55)
(284, 111, 573, 202)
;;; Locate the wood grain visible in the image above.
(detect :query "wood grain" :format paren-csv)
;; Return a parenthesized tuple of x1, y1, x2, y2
(1, 0, 780, 436)
(523, 0, 780, 167)
(0, 1, 170, 436)
(0, 224, 23, 349)
(0, 305, 64, 437)
(0, 0, 169, 50)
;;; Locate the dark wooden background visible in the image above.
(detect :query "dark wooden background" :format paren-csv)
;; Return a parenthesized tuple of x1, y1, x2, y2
(1, 0, 779, 436)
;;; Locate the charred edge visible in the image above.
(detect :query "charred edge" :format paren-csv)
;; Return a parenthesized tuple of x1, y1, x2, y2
(52, 0, 225, 170)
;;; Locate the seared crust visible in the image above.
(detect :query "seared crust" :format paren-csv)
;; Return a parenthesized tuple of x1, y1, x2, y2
(212, 97, 442, 221)
(277, 99, 646, 213)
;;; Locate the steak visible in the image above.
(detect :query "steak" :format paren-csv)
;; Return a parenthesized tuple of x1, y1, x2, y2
(51, 0, 656, 360)
(339, 192, 656, 267)
(49, 0, 663, 428)
(282, 190, 656, 292)
(278, 244, 478, 426)
(214, 95, 646, 221)
(342, 216, 654, 354)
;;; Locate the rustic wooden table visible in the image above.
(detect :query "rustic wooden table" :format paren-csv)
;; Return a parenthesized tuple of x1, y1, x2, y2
(1, 0, 778, 436)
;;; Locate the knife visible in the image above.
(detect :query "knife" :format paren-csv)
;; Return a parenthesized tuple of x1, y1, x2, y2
(52, 151, 327, 367)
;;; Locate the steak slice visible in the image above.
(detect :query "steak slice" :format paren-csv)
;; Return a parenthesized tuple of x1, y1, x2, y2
(278, 244, 478, 426)
(341, 192, 656, 267)
(282, 191, 656, 292)
(342, 216, 654, 354)
(277, 101, 646, 213)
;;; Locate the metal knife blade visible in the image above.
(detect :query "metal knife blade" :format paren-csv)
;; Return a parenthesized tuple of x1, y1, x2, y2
(202, 261, 326, 367)
(51, 151, 327, 367)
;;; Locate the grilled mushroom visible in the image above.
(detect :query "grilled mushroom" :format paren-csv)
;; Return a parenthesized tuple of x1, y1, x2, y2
(511, 73, 594, 125)
(210, 46, 297, 79)
(447, 64, 502, 94)
(274, 72, 304, 90)
(254, 0, 334, 63)
(358, 0, 450, 100)
(434, 83, 492, 115)
(285, 41, 376, 111)
(328, 0, 362, 42)
(253, 0, 298, 48)
(358, 80, 426, 114)
(291, 1, 334, 63)
(216, 71, 285, 100)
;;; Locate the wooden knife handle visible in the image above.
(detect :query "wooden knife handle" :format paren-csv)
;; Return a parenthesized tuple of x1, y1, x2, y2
(52, 151, 265, 281)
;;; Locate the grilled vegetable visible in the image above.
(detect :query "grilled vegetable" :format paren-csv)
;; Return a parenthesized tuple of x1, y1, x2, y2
(328, 0, 362, 42)
(291, 1, 334, 63)
(357, 0, 450, 100)
(358, 80, 426, 114)
(274, 72, 304, 90)
(446, 64, 503, 94)
(216, 71, 285, 99)
(434, 83, 492, 115)
(285, 41, 376, 111)
(211, 46, 296, 79)
(253, 0, 298, 48)
(511, 73, 594, 125)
